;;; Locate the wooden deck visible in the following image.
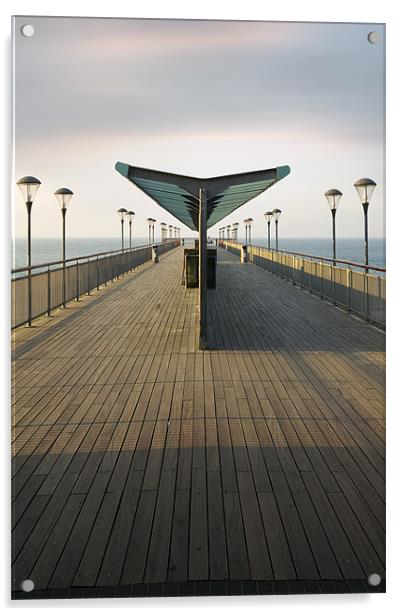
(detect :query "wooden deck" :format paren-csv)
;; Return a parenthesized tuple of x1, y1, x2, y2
(11, 246, 385, 598)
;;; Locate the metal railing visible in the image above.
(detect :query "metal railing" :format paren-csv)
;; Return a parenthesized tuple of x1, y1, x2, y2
(219, 240, 386, 328)
(11, 240, 180, 329)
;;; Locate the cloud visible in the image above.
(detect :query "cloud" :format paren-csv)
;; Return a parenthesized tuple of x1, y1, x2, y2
(13, 17, 385, 239)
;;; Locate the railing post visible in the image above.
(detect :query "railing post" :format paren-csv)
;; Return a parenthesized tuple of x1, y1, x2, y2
(152, 245, 159, 263)
(347, 267, 351, 312)
(310, 261, 313, 293)
(292, 254, 296, 285)
(96, 256, 99, 290)
(47, 266, 51, 316)
(87, 258, 90, 295)
(320, 260, 323, 298)
(364, 269, 369, 321)
(76, 259, 79, 301)
(301, 257, 304, 287)
(377, 274, 382, 323)
(240, 244, 248, 263)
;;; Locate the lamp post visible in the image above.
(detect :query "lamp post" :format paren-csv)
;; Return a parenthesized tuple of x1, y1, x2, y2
(117, 208, 127, 251)
(16, 176, 41, 326)
(264, 211, 273, 249)
(54, 188, 74, 308)
(247, 218, 253, 245)
(146, 218, 153, 244)
(243, 219, 249, 244)
(354, 178, 377, 267)
(272, 209, 282, 250)
(324, 189, 342, 264)
(117, 208, 127, 277)
(152, 219, 156, 243)
(125, 211, 135, 249)
(232, 222, 239, 242)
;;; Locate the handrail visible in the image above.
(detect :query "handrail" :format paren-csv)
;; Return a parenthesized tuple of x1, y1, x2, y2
(11, 240, 174, 276)
(220, 240, 386, 274)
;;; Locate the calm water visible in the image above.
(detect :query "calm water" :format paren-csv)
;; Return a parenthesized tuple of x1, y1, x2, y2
(12, 237, 151, 270)
(12, 236, 385, 271)
(251, 237, 385, 269)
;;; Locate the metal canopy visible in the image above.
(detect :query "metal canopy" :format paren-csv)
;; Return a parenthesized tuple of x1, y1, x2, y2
(115, 162, 290, 231)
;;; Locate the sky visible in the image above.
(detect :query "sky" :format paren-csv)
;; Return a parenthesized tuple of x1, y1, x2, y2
(13, 17, 385, 240)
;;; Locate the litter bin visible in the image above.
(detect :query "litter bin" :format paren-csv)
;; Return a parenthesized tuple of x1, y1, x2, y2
(207, 247, 217, 288)
(184, 247, 217, 289)
(185, 252, 198, 287)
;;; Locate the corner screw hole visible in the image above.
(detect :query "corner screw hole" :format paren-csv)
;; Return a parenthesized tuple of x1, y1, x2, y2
(368, 573, 381, 586)
(21, 25, 35, 37)
(20, 579, 35, 592)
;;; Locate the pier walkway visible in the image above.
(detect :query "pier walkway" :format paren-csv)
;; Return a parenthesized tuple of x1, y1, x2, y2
(12, 246, 385, 598)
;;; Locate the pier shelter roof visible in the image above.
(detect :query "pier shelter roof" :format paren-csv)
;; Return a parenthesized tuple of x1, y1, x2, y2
(115, 162, 290, 231)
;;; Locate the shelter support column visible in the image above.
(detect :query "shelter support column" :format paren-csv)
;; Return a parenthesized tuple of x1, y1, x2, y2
(199, 187, 208, 349)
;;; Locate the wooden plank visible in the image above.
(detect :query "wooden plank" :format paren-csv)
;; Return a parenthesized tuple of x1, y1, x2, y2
(144, 468, 176, 582)
(188, 468, 209, 580)
(96, 470, 143, 587)
(237, 471, 272, 580)
(120, 490, 158, 584)
(49, 472, 112, 588)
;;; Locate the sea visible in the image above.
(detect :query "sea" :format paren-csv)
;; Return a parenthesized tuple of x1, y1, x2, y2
(12, 237, 386, 271)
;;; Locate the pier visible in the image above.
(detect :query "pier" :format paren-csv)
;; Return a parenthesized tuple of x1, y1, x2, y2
(12, 243, 385, 598)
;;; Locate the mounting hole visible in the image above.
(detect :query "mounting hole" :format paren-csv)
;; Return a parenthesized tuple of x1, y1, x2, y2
(367, 31, 379, 44)
(20, 579, 35, 592)
(368, 573, 381, 586)
(21, 24, 35, 37)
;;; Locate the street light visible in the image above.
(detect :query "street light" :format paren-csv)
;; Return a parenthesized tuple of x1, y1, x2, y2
(232, 222, 239, 242)
(354, 178, 377, 266)
(117, 208, 127, 251)
(243, 219, 249, 244)
(54, 188, 74, 308)
(152, 219, 156, 243)
(125, 211, 135, 250)
(324, 189, 342, 264)
(264, 211, 273, 249)
(247, 218, 253, 245)
(272, 209, 282, 250)
(16, 175, 41, 326)
(146, 218, 153, 244)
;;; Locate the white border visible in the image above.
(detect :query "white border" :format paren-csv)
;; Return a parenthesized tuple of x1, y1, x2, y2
(2, 1, 401, 614)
